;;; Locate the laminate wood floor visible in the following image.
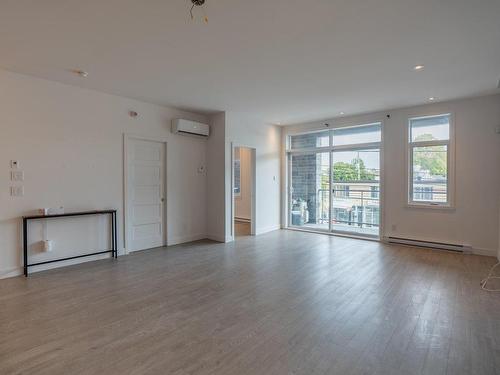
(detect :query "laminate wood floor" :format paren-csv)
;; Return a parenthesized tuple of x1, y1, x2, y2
(1, 230, 499, 375)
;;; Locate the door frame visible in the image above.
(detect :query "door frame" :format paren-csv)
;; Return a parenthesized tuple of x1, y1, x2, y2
(329, 145, 382, 239)
(123, 133, 168, 254)
(285, 121, 385, 240)
(231, 143, 257, 239)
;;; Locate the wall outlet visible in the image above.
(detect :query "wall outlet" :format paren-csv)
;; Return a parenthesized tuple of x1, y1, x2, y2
(391, 224, 397, 231)
(11, 186, 24, 197)
(10, 160, 20, 169)
(11, 171, 24, 181)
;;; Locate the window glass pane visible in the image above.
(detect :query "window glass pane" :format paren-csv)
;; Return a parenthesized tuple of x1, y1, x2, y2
(333, 123, 381, 146)
(331, 149, 380, 236)
(290, 130, 329, 149)
(410, 114, 449, 142)
(412, 145, 447, 203)
(290, 152, 330, 230)
(234, 159, 241, 195)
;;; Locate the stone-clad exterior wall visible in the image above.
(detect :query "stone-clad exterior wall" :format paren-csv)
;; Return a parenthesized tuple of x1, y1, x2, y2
(290, 133, 323, 224)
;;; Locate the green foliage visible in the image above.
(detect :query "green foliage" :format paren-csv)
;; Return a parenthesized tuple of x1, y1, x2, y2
(413, 134, 447, 176)
(321, 158, 375, 188)
(332, 162, 358, 181)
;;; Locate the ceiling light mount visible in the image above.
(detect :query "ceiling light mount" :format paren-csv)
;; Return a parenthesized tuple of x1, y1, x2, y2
(413, 65, 425, 71)
(190, 0, 208, 23)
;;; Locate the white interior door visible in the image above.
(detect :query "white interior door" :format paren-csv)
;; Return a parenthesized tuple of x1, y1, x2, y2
(127, 138, 165, 252)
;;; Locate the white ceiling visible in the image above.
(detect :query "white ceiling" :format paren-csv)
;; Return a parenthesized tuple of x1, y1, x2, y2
(1, 0, 499, 124)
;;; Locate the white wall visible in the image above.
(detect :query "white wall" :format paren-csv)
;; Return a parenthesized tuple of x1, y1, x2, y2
(0, 69, 209, 278)
(282, 94, 500, 256)
(205, 112, 281, 242)
(225, 113, 281, 239)
(234, 147, 252, 221)
(206, 112, 227, 242)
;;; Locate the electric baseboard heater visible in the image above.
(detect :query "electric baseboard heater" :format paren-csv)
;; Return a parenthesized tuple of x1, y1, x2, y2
(386, 236, 472, 253)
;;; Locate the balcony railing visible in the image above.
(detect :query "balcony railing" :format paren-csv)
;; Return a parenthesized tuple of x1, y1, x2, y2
(317, 184, 380, 228)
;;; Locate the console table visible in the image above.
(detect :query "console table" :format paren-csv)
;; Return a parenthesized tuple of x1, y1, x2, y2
(23, 210, 117, 276)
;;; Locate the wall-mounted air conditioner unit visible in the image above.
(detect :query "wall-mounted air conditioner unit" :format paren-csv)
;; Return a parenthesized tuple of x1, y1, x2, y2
(172, 119, 210, 138)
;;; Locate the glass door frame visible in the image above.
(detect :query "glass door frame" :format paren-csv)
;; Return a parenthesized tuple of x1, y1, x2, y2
(287, 148, 332, 233)
(329, 143, 381, 239)
(286, 126, 383, 240)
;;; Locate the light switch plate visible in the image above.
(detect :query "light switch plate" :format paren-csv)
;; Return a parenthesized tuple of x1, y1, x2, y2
(11, 171, 24, 181)
(11, 186, 24, 197)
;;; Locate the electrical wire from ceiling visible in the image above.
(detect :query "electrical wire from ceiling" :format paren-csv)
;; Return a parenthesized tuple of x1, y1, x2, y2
(190, 0, 208, 23)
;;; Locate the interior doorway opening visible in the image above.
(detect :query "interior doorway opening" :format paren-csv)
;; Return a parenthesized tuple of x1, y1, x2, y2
(232, 146, 256, 239)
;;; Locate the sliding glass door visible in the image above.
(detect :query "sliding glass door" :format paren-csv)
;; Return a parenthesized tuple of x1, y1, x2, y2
(289, 152, 330, 231)
(288, 123, 381, 238)
(330, 149, 380, 236)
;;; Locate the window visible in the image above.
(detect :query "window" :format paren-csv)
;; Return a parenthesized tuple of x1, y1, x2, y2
(234, 159, 241, 196)
(289, 123, 381, 151)
(334, 185, 349, 198)
(288, 122, 381, 237)
(414, 186, 433, 200)
(408, 114, 452, 206)
(290, 130, 330, 150)
(333, 123, 381, 146)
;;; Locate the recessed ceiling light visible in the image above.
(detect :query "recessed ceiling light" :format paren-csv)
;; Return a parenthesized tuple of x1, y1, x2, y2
(339, 111, 345, 115)
(277, 122, 281, 125)
(72, 69, 88, 78)
(413, 65, 425, 71)
(428, 97, 436, 101)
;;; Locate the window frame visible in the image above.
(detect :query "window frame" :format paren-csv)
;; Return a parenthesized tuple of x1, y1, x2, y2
(407, 113, 455, 209)
(233, 157, 241, 198)
(285, 120, 384, 237)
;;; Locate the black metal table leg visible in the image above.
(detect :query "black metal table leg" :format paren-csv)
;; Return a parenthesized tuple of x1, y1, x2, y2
(23, 218, 28, 277)
(110, 212, 114, 258)
(113, 211, 117, 258)
(115, 211, 118, 258)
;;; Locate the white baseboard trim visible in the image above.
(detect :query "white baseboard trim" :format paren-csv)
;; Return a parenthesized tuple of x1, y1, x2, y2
(0, 267, 23, 280)
(206, 234, 226, 243)
(1, 253, 113, 279)
(255, 225, 281, 236)
(167, 233, 207, 246)
(472, 247, 498, 257)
